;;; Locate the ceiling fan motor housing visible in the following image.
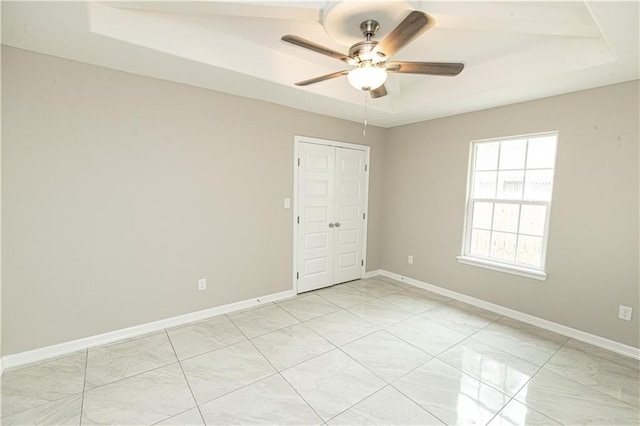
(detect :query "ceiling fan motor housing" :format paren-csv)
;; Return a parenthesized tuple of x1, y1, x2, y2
(349, 40, 382, 63)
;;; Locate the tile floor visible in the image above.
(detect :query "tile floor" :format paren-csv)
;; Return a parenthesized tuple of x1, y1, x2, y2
(1, 276, 639, 425)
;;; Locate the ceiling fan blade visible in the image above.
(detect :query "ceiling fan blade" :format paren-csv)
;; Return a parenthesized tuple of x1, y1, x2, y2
(373, 11, 434, 59)
(386, 61, 464, 76)
(294, 70, 350, 86)
(282, 35, 352, 63)
(369, 85, 388, 98)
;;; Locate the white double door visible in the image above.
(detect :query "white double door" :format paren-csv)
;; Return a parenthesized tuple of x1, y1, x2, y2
(297, 141, 368, 293)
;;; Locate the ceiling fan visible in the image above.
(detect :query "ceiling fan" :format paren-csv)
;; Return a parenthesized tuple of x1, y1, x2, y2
(282, 11, 464, 98)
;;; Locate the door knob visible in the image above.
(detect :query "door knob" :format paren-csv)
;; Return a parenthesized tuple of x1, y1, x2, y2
(334, 222, 341, 227)
(328, 223, 335, 228)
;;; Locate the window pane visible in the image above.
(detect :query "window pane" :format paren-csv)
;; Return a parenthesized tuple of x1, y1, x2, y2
(499, 139, 526, 170)
(473, 171, 497, 198)
(517, 235, 543, 266)
(470, 229, 491, 257)
(472, 202, 493, 229)
(527, 135, 557, 169)
(490, 232, 517, 261)
(492, 203, 520, 233)
(476, 142, 499, 171)
(497, 170, 524, 200)
(519, 204, 547, 236)
(524, 169, 554, 201)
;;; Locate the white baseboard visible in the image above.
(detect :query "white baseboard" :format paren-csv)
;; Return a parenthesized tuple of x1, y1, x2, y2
(1, 289, 295, 371)
(378, 270, 640, 360)
(364, 269, 382, 279)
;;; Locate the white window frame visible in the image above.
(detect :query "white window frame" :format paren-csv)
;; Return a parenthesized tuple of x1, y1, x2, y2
(457, 132, 558, 281)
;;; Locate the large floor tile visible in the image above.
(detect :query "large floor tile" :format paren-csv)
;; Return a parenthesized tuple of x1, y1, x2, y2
(394, 358, 510, 425)
(328, 386, 444, 425)
(439, 337, 539, 396)
(277, 294, 341, 322)
(422, 301, 501, 334)
(282, 349, 385, 421)
(486, 400, 561, 426)
(199, 374, 323, 425)
(251, 324, 335, 370)
(514, 368, 639, 425)
(314, 284, 377, 308)
(154, 408, 204, 425)
(180, 340, 275, 404)
(347, 299, 413, 327)
(85, 332, 177, 389)
(473, 317, 567, 366)
(0, 351, 86, 418)
(82, 363, 195, 425)
(1, 394, 82, 426)
(305, 310, 379, 346)
(167, 315, 246, 360)
(341, 331, 431, 383)
(228, 304, 299, 338)
(387, 315, 470, 356)
(380, 291, 444, 314)
(347, 279, 405, 298)
(544, 338, 639, 406)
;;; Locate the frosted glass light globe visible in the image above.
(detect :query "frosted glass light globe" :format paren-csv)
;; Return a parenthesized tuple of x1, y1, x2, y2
(347, 65, 387, 91)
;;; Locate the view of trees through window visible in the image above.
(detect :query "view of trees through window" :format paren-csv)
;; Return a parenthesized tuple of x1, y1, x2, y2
(464, 133, 557, 270)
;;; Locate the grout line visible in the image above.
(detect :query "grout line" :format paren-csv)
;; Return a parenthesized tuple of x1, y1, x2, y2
(78, 349, 89, 426)
(483, 339, 570, 426)
(246, 337, 326, 423)
(163, 329, 207, 426)
(227, 314, 326, 423)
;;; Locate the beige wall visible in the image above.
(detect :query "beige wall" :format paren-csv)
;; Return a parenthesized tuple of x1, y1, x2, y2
(1, 47, 386, 355)
(382, 81, 639, 347)
(3, 45, 638, 356)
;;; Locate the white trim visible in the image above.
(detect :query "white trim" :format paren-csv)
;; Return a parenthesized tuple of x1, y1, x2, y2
(0, 358, 4, 375)
(1, 289, 294, 370)
(377, 270, 640, 360)
(457, 256, 547, 281)
(292, 135, 370, 295)
(364, 269, 382, 279)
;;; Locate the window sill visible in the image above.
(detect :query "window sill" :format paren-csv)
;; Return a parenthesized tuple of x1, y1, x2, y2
(456, 256, 547, 281)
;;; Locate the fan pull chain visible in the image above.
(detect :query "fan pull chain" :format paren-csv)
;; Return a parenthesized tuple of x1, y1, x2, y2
(363, 92, 368, 136)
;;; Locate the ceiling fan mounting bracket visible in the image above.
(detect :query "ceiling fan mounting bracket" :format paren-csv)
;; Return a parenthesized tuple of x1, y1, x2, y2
(360, 20, 380, 40)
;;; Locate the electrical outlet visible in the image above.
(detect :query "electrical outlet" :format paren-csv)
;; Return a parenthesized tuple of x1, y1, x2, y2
(407, 255, 413, 264)
(618, 305, 633, 321)
(198, 278, 207, 291)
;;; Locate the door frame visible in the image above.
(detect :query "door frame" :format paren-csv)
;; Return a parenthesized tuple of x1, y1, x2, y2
(292, 135, 371, 295)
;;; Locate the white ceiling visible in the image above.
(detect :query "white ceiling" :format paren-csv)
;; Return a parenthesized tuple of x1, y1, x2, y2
(2, 1, 638, 127)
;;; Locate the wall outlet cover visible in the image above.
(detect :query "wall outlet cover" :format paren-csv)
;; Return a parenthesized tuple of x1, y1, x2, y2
(618, 305, 633, 321)
(198, 278, 207, 291)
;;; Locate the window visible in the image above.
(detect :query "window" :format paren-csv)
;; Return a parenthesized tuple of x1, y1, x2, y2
(458, 133, 558, 280)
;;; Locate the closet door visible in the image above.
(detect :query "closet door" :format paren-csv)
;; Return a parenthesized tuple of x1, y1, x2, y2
(297, 142, 366, 293)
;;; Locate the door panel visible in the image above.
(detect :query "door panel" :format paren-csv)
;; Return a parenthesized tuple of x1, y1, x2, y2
(333, 148, 366, 284)
(297, 143, 335, 292)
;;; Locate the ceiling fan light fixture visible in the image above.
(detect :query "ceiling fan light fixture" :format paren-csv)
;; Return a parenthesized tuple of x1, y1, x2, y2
(347, 64, 387, 91)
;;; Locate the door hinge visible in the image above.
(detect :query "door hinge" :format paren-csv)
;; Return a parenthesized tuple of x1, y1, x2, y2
(363, 213, 366, 220)
(297, 216, 300, 224)
(361, 259, 364, 266)
(297, 158, 301, 166)
(296, 272, 299, 279)
(365, 164, 368, 172)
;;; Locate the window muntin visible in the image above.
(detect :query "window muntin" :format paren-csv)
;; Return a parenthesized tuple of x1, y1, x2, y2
(463, 133, 557, 273)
